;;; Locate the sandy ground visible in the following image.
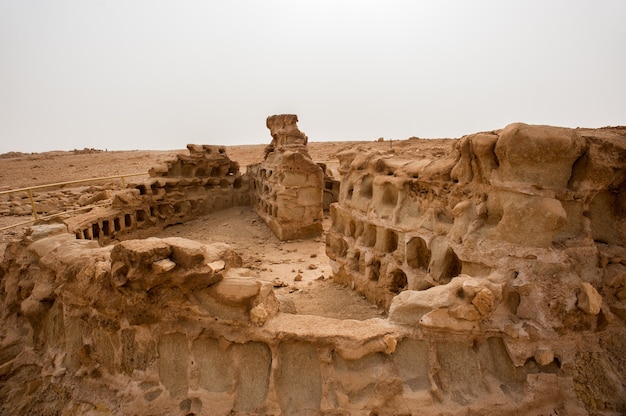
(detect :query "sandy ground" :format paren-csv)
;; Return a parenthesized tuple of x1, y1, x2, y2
(155, 206, 384, 320)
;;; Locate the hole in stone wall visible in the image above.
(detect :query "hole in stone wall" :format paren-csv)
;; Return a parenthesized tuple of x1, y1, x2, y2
(567, 154, 589, 190)
(102, 220, 110, 236)
(114, 217, 121, 232)
(182, 165, 194, 177)
(406, 237, 431, 269)
(347, 220, 356, 238)
(381, 182, 398, 206)
(136, 210, 146, 223)
(233, 177, 243, 189)
(124, 214, 132, 227)
(350, 220, 362, 240)
(137, 185, 148, 195)
(82, 229, 89, 239)
(92, 223, 101, 239)
(219, 179, 230, 189)
(351, 250, 361, 271)
(158, 204, 173, 217)
(388, 269, 408, 293)
(368, 260, 381, 281)
(431, 247, 461, 285)
(506, 291, 520, 315)
(174, 202, 185, 214)
(360, 175, 374, 199)
(150, 207, 156, 217)
(75, 232, 81, 239)
(346, 184, 354, 200)
(383, 229, 398, 252)
(210, 167, 220, 177)
(196, 168, 207, 177)
(362, 223, 376, 247)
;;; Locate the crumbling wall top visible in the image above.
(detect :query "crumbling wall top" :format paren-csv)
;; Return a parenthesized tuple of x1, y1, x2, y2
(265, 114, 309, 157)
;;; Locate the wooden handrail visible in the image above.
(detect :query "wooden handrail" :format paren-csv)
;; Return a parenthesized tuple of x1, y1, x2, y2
(0, 201, 112, 232)
(0, 172, 147, 196)
(0, 172, 148, 229)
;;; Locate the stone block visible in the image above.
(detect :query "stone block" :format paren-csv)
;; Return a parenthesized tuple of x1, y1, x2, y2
(495, 122, 586, 188)
(232, 342, 272, 412)
(158, 332, 189, 399)
(577, 282, 602, 315)
(276, 342, 322, 415)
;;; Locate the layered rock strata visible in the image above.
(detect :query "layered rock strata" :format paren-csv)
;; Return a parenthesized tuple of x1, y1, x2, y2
(248, 115, 324, 240)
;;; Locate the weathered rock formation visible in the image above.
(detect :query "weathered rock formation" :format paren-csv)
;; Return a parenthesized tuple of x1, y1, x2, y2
(65, 144, 249, 244)
(248, 114, 324, 240)
(0, 121, 625, 415)
(0, 223, 595, 416)
(326, 123, 626, 413)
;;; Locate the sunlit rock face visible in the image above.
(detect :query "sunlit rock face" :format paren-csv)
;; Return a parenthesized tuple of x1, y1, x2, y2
(248, 114, 324, 240)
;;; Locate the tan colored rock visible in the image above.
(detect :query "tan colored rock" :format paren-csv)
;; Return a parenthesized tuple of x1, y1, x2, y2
(152, 258, 176, 274)
(495, 193, 567, 247)
(494, 123, 586, 188)
(471, 288, 495, 317)
(1, 123, 625, 416)
(248, 114, 324, 240)
(207, 273, 261, 306)
(250, 303, 269, 326)
(388, 279, 465, 325)
(577, 282, 602, 315)
(450, 303, 482, 321)
(534, 346, 555, 366)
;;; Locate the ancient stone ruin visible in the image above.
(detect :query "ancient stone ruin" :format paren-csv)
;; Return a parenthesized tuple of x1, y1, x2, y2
(248, 114, 325, 240)
(0, 116, 625, 415)
(65, 143, 249, 244)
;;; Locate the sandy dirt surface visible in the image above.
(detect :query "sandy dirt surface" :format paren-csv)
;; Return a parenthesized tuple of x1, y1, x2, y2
(155, 206, 384, 320)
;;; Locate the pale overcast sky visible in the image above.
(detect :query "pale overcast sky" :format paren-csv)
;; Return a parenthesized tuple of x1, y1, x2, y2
(0, 0, 625, 153)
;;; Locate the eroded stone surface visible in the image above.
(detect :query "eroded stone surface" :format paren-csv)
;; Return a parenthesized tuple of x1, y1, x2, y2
(248, 114, 324, 240)
(1, 122, 625, 415)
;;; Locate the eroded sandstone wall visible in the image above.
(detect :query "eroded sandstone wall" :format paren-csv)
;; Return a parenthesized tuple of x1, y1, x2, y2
(0, 224, 596, 415)
(248, 115, 324, 240)
(64, 144, 250, 244)
(0, 123, 625, 415)
(326, 123, 626, 413)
